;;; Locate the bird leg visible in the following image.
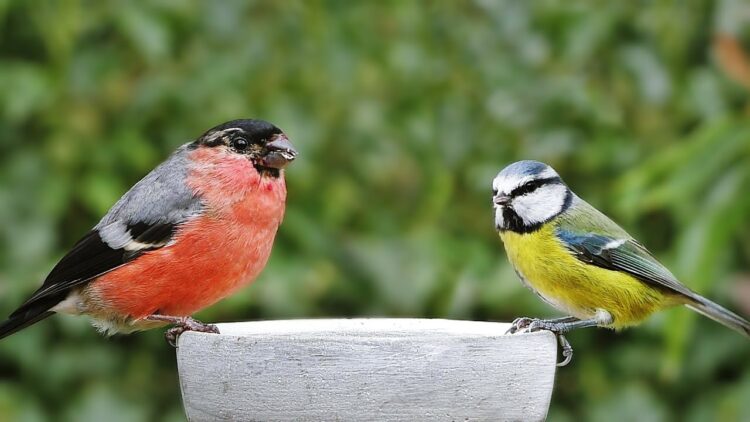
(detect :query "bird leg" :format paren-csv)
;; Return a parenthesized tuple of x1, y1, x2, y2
(145, 314, 220, 347)
(506, 310, 613, 366)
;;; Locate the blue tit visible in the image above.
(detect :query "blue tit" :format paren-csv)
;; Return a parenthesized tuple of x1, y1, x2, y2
(492, 160, 750, 366)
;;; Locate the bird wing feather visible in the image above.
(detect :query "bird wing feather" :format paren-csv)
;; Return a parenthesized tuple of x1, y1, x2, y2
(554, 197, 697, 300)
(10, 145, 203, 317)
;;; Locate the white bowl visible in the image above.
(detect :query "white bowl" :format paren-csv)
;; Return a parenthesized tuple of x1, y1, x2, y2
(176, 318, 557, 422)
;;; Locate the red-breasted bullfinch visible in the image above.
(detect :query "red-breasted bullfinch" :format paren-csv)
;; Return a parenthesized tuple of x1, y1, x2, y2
(0, 119, 297, 345)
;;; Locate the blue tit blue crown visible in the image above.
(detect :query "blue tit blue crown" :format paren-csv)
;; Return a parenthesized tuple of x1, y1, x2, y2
(496, 160, 553, 179)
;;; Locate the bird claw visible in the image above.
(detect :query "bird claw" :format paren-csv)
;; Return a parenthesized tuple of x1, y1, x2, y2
(146, 315, 219, 347)
(164, 317, 219, 347)
(506, 317, 535, 334)
(556, 334, 573, 367)
(505, 316, 575, 366)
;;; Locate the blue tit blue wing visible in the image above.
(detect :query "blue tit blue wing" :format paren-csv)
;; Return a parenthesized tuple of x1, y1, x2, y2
(554, 197, 697, 300)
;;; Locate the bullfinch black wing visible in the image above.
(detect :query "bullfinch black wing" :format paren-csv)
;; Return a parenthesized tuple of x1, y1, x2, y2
(0, 145, 203, 339)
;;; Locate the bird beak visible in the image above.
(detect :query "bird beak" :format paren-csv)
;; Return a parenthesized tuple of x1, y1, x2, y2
(261, 134, 298, 169)
(493, 194, 511, 206)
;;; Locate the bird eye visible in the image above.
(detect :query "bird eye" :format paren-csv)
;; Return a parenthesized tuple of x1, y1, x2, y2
(231, 137, 249, 151)
(510, 177, 559, 197)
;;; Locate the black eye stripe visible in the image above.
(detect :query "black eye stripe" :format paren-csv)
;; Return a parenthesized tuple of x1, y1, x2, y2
(510, 176, 562, 197)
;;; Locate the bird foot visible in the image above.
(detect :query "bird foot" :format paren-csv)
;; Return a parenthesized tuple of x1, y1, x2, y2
(505, 317, 574, 366)
(146, 315, 219, 347)
(506, 317, 538, 334)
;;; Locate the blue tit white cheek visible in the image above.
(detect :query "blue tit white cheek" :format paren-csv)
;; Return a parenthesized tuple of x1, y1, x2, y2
(511, 183, 569, 226)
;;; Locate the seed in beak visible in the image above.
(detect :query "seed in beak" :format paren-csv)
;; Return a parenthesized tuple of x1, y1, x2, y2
(261, 135, 298, 169)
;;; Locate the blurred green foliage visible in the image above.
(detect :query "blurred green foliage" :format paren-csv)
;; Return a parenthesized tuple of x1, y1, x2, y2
(1, 1, 750, 421)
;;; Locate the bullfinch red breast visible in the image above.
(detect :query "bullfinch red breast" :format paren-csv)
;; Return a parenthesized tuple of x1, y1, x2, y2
(0, 119, 297, 345)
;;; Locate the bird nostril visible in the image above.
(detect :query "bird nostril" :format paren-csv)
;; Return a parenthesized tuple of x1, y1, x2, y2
(493, 195, 511, 206)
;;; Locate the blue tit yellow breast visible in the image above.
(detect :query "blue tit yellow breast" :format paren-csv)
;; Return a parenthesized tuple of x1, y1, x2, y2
(499, 223, 679, 329)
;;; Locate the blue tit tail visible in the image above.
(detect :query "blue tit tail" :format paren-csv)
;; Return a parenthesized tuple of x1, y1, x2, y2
(686, 296, 750, 339)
